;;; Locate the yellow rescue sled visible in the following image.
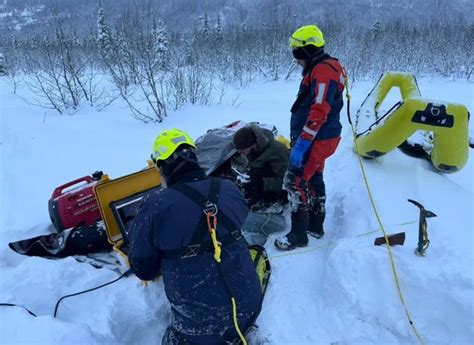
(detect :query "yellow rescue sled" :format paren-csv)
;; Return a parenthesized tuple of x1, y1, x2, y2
(355, 72, 470, 173)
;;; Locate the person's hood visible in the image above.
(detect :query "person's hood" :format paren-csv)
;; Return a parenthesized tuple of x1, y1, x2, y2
(249, 123, 273, 155)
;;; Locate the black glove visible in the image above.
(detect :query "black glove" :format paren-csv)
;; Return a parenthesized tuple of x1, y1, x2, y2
(243, 171, 264, 207)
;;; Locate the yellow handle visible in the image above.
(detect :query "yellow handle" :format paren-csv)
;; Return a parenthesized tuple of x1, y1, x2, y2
(209, 229, 222, 263)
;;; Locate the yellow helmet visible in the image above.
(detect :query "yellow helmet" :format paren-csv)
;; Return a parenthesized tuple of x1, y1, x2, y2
(289, 25, 325, 49)
(151, 128, 196, 163)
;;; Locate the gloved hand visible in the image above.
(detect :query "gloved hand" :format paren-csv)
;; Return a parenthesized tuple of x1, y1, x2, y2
(289, 138, 312, 168)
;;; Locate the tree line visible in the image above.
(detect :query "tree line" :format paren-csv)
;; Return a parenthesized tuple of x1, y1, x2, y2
(0, 5, 472, 121)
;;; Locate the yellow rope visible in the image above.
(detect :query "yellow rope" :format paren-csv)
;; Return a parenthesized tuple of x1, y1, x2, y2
(231, 297, 247, 345)
(268, 220, 416, 261)
(209, 221, 246, 344)
(344, 75, 425, 345)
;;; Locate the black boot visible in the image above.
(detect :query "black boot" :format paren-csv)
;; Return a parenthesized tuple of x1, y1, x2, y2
(274, 209, 309, 250)
(307, 196, 326, 239)
(307, 210, 325, 239)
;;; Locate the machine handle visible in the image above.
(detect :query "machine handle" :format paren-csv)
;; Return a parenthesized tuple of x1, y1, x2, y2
(52, 176, 94, 198)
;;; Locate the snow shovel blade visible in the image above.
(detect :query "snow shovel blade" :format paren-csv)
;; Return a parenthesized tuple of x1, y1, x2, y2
(374, 232, 406, 246)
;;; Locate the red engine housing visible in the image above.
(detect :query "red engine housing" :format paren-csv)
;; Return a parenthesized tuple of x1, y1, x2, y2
(48, 174, 103, 232)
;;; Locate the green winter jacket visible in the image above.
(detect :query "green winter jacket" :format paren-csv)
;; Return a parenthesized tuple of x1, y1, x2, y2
(246, 124, 289, 199)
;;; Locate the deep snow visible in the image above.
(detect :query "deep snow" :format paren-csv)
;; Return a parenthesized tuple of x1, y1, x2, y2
(0, 75, 473, 344)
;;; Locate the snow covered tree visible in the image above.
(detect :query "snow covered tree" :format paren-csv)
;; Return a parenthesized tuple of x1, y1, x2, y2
(184, 31, 197, 66)
(0, 53, 7, 76)
(96, 5, 133, 92)
(97, 5, 113, 58)
(214, 14, 223, 43)
(101, 8, 170, 123)
(151, 19, 169, 71)
(202, 13, 211, 38)
(371, 19, 382, 39)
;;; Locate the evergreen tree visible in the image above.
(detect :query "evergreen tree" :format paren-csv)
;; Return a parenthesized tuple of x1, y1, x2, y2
(203, 13, 210, 38)
(0, 53, 7, 76)
(215, 14, 223, 42)
(185, 29, 197, 65)
(97, 5, 113, 58)
(371, 19, 382, 38)
(151, 19, 169, 71)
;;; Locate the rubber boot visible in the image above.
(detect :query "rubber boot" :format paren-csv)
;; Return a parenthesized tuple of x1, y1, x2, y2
(274, 209, 309, 251)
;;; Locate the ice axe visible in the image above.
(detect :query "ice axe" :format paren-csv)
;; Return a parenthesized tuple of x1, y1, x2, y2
(408, 199, 437, 256)
(374, 232, 406, 246)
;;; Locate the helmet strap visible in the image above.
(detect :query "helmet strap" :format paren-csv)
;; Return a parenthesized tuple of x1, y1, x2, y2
(158, 147, 199, 179)
(302, 50, 328, 75)
(310, 47, 325, 61)
(169, 149, 198, 176)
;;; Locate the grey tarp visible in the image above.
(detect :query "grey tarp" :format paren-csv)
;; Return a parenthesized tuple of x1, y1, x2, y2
(195, 121, 278, 176)
(195, 126, 239, 176)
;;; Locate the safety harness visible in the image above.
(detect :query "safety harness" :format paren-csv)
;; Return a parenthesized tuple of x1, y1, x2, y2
(161, 178, 251, 344)
(160, 178, 242, 260)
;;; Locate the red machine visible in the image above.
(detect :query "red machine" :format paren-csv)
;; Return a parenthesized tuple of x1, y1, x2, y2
(48, 172, 103, 232)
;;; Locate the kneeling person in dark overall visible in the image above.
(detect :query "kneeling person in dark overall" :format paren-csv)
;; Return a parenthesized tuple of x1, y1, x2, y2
(233, 124, 289, 246)
(128, 129, 262, 344)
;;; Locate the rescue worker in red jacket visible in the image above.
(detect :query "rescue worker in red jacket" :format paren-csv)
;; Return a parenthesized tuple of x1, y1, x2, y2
(275, 24, 346, 250)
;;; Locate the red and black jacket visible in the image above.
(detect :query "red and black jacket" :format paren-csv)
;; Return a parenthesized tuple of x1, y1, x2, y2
(290, 54, 345, 143)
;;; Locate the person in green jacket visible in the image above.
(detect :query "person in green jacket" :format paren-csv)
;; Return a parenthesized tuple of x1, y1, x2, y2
(233, 123, 288, 245)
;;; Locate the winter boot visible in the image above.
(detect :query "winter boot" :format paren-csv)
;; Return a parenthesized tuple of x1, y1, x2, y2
(307, 210, 325, 239)
(307, 197, 326, 239)
(274, 209, 309, 251)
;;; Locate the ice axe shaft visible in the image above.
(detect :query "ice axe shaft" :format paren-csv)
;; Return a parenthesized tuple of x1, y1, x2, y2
(408, 199, 437, 256)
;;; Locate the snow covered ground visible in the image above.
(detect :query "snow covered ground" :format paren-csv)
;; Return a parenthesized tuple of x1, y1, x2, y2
(0, 75, 473, 344)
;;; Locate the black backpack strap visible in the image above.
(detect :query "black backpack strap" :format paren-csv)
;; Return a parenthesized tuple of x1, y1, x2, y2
(161, 178, 242, 259)
(320, 60, 338, 73)
(290, 55, 333, 113)
(177, 178, 221, 246)
(172, 178, 241, 233)
(291, 56, 340, 115)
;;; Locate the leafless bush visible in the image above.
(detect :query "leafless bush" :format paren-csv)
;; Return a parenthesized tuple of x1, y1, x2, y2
(16, 14, 103, 114)
(97, 5, 168, 122)
(166, 63, 214, 110)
